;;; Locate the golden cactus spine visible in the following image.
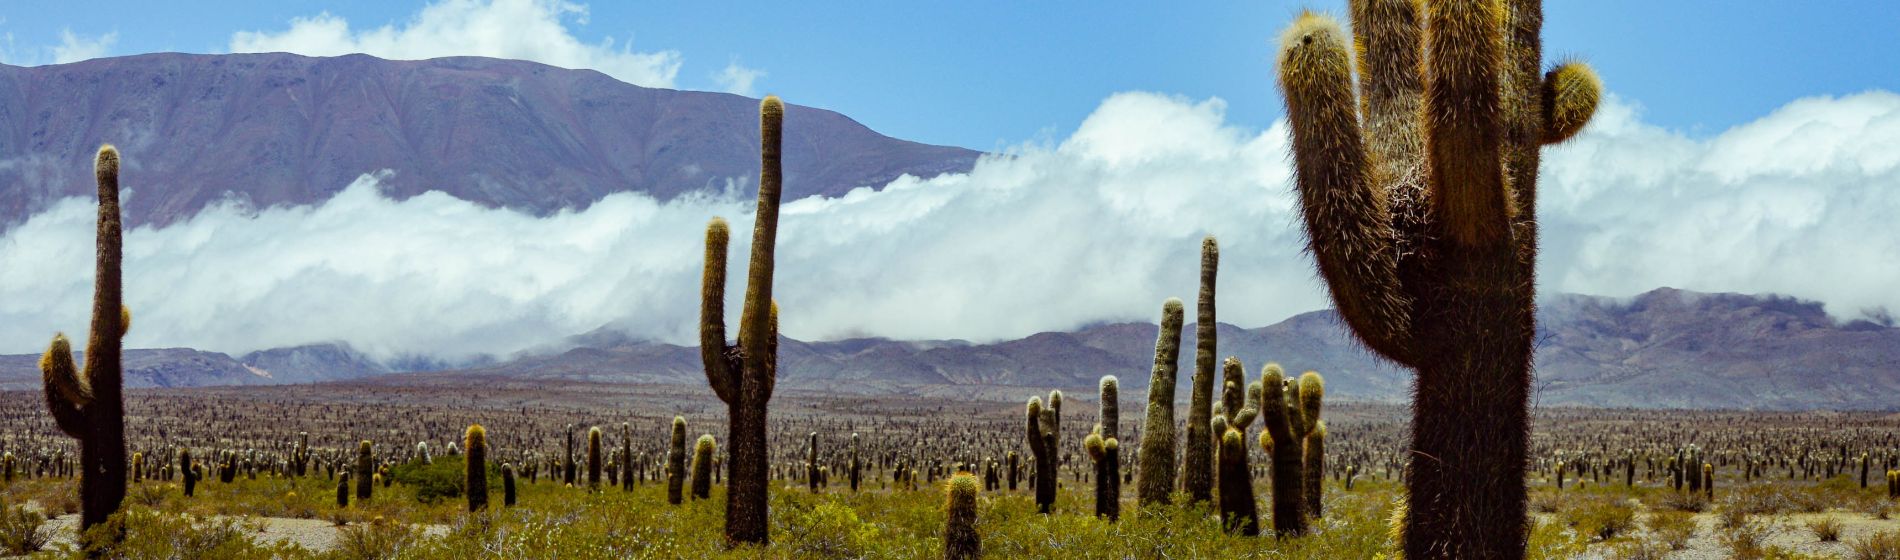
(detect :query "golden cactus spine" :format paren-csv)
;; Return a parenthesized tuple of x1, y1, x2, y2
(354, 440, 374, 500)
(38, 146, 131, 534)
(1025, 394, 1060, 514)
(692, 435, 717, 500)
(1274, 0, 1600, 556)
(667, 416, 687, 505)
(700, 96, 786, 545)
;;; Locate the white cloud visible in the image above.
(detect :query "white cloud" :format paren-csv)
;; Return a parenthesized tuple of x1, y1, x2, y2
(51, 29, 116, 64)
(1539, 90, 1900, 321)
(229, 0, 680, 88)
(713, 59, 765, 97)
(1, 90, 1896, 362)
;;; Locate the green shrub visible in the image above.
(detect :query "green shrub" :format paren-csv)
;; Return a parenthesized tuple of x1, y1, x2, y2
(1849, 529, 1900, 560)
(0, 502, 49, 555)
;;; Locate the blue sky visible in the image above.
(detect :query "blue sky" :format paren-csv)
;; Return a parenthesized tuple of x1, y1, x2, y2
(3, 1, 1896, 150)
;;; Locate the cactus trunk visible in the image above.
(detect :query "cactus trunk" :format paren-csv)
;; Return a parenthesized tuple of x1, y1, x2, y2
(1135, 298, 1185, 508)
(1183, 237, 1220, 505)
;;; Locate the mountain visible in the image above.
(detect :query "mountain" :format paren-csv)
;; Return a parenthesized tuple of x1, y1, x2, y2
(0, 53, 980, 229)
(370, 288, 1900, 410)
(1, 288, 1893, 410)
(0, 348, 267, 390)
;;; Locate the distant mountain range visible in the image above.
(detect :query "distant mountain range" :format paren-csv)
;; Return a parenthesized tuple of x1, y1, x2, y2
(2, 288, 1894, 410)
(0, 53, 978, 229)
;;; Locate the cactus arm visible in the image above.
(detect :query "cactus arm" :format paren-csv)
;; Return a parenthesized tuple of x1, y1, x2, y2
(738, 96, 784, 379)
(1349, 0, 1430, 238)
(41, 336, 90, 438)
(1422, 0, 1512, 247)
(1277, 14, 1417, 366)
(86, 146, 126, 397)
(1540, 62, 1600, 146)
(1234, 380, 1262, 429)
(700, 218, 738, 404)
(1298, 371, 1325, 424)
(1025, 398, 1047, 458)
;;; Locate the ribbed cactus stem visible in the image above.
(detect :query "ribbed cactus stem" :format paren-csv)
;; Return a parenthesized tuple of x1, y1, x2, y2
(1136, 298, 1185, 508)
(1298, 372, 1326, 518)
(807, 432, 821, 493)
(1025, 396, 1059, 514)
(1183, 236, 1220, 505)
(944, 471, 981, 560)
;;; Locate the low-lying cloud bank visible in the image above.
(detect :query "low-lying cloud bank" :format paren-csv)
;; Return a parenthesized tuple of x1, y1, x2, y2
(1, 90, 1895, 361)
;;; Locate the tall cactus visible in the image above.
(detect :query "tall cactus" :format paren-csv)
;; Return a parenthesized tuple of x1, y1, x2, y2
(849, 433, 863, 493)
(179, 448, 197, 497)
(1136, 298, 1185, 508)
(1025, 395, 1060, 514)
(1259, 364, 1306, 536)
(563, 424, 576, 485)
(621, 423, 634, 492)
(465, 424, 488, 512)
(1183, 236, 1220, 505)
(1274, 0, 1599, 556)
(502, 463, 517, 507)
(38, 146, 131, 535)
(667, 416, 687, 505)
(701, 96, 787, 545)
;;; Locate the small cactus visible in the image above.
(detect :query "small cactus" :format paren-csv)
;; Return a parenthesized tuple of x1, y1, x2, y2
(466, 425, 488, 512)
(502, 463, 517, 507)
(1217, 428, 1260, 536)
(336, 472, 350, 509)
(1025, 395, 1060, 514)
(807, 432, 822, 493)
(587, 427, 604, 491)
(1299, 372, 1326, 518)
(944, 471, 981, 560)
(354, 440, 374, 501)
(849, 433, 863, 493)
(692, 435, 717, 500)
(1259, 364, 1306, 536)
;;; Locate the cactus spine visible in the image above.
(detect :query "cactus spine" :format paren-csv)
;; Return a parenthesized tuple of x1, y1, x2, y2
(465, 425, 488, 512)
(1025, 394, 1061, 514)
(944, 471, 981, 560)
(1274, 0, 1600, 556)
(1136, 298, 1185, 508)
(1260, 364, 1307, 536)
(692, 435, 716, 500)
(1183, 236, 1221, 505)
(700, 96, 787, 545)
(668, 416, 687, 505)
(38, 146, 131, 534)
(354, 440, 373, 500)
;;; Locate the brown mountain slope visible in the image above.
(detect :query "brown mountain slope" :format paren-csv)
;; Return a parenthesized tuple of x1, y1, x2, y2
(0, 53, 978, 229)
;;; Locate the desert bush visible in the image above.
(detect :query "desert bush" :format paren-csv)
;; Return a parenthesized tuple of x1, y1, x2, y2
(1645, 510, 1697, 550)
(1604, 539, 1670, 560)
(777, 498, 881, 559)
(391, 459, 466, 505)
(333, 516, 424, 560)
(1561, 497, 1635, 541)
(82, 508, 283, 559)
(0, 503, 49, 555)
(1657, 490, 1710, 513)
(1849, 529, 1900, 560)
(1808, 515, 1845, 542)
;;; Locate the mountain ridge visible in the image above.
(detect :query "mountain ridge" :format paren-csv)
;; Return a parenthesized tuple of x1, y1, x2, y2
(1, 288, 1892, 410)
